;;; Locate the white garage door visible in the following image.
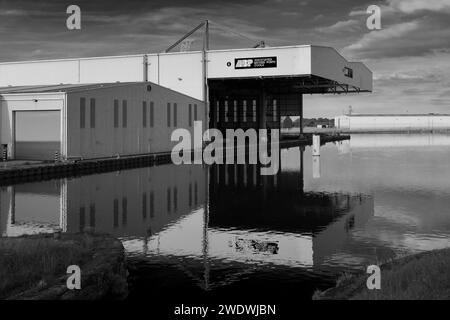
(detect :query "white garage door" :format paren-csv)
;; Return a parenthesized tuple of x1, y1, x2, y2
(15, 111, 61, 160)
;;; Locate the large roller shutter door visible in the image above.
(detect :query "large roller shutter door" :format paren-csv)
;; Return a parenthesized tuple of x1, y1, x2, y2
(14, 111, 61, 160)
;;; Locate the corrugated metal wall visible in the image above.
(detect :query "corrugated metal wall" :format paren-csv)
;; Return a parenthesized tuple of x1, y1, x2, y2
(66, 83, 205, 159)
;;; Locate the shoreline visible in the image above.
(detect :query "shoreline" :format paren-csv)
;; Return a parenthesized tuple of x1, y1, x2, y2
(0, 133, 349, 185)
(1, 233, 128, 300)
(314, 248, 450, 300)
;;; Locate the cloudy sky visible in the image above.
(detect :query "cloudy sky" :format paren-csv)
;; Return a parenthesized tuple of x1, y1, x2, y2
(0, 0, 449, 117)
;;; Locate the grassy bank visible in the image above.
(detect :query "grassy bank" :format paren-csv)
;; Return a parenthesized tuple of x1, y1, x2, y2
(315, 248, 450, 300)
(0, 233, 128, 300)
(0, 235, 92, 299)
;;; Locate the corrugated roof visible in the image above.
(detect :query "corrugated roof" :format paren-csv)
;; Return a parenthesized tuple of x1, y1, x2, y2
(0, 82, 142, 94)
(342, 113, 450, 117)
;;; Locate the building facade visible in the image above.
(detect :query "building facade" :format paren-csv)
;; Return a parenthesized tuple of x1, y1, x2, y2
(0, 46, 372, 100)
(0, 82, 204, 160)
(0, 44, 372, 160)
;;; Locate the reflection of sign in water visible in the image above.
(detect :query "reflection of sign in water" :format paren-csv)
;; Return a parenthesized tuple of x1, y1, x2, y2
(234, 56, 277, 69)
(232, 238, 279, 254)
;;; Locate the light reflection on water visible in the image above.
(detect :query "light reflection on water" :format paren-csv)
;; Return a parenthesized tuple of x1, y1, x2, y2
(1, 133, 450, 298)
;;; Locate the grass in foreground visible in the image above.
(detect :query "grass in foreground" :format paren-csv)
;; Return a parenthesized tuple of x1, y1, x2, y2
(316, 248, 450, 300)
(0, 236, 92, 299)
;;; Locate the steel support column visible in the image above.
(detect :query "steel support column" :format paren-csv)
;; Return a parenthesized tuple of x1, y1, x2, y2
(259, 82, 267, 130)
(299, 94, 303, 135)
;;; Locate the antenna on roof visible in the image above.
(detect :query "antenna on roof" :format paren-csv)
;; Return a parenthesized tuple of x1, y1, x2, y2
(253, 41, 266, 48)
(165, 19, 267, 53)
(165, 20, 209, 53)
(348, 105, 353, 115)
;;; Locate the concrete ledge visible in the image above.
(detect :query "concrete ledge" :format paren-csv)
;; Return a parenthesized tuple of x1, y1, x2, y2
(0, 151, 173, 186)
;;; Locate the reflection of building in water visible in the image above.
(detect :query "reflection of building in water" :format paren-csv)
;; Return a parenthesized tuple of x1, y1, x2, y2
(0, 164, 206, 237)
(207, 158, 373, 267)
(1, 150, 373, 289)
(64, 165, 206, 237)
(0, 182, 61, 236)
(122, 151, 373, 290)
(337, 133, 450, 152)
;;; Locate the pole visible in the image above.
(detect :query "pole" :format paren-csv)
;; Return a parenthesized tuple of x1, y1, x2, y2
(299, 94, 303, 136)
(203, 20, 210, 132)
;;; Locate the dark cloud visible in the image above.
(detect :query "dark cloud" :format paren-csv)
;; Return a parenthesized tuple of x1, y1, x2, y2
(344, 15, 450, 59)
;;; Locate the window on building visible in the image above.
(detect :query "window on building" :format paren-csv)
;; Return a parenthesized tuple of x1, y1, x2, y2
(194, 104, 198, 121)
(142, 192, 147, 219)
(174, 187, 177, 212)
(80, 98, 86, 128)
(188, 104, 192, 127)
(167, 103, 171, 127)
(234, 100, 238, 122)
(167, 188, 171, 213)
(344, 67, 353, 78)
(252, 100, 257, 122)
(194, 182, 198, 206)
(114, 99, 119, 128)
(150, 191, 154, 218)
(90, 98, 96, 129)
(122, 100, 127, 128)
(113, 199, 119, 228)
(79, 206, 85, 232)
(142, 101, 147, 127)
(174, 103, 178, 127)
(150, 101, 154, 128)
(243, 100, 247, 122)
(189, 183, 192, 207)
(122, 197, 127, 226)
(216, 101, 220, 123)
(89, 204, 95, 228)
(225, 101, 229, 122)
(273, 99, 277, 122)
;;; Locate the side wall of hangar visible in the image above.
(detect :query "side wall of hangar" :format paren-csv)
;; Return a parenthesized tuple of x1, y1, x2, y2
(0, 45, 373, 101)
(0, 82, 204, 160)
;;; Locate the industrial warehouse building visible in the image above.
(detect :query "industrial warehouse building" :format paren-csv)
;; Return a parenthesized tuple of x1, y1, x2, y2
(0, 82, 203, 160)
(0, 44, 372, 160)
(335, 114, 450, 132)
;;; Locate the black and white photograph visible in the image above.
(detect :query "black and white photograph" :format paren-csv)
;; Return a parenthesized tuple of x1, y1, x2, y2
(0, 0, 449, 315)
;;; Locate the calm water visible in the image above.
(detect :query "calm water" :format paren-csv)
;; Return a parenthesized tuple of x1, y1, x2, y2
(1, 133, 450, 300)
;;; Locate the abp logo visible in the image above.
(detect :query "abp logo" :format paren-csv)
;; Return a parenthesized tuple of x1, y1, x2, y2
(235, 59, 253, 68)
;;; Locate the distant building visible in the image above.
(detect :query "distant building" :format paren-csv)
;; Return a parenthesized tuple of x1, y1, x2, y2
(334, 114, 450, 132)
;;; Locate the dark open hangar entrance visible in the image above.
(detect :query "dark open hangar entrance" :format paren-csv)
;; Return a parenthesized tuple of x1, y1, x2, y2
(208, 75, 361, 134)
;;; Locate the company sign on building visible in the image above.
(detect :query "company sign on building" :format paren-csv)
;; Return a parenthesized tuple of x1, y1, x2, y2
(234, 56, 277, 69)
